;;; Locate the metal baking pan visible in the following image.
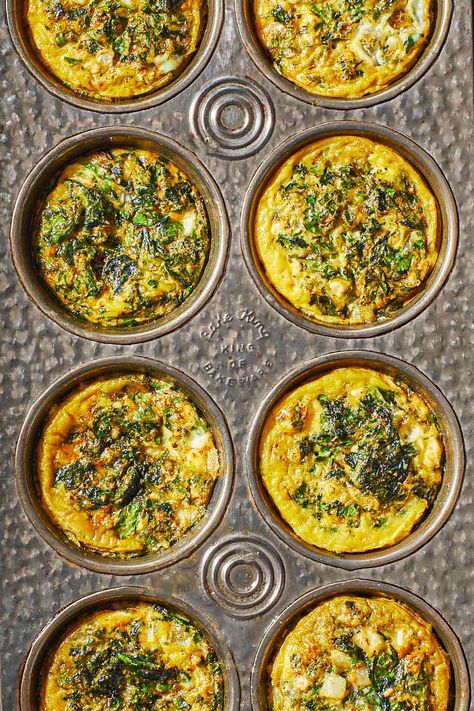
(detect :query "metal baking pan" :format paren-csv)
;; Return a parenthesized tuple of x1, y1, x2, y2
(6, 0, 224, 112)
(251, 579, 471, 710)
(10, 126, 230, 344)
(246, 350, 465, 569)
(19, 586, 240, 710)
(15, 355, 234, 575)
(241, 120, 458, 338)
(0, 0, 472, 706)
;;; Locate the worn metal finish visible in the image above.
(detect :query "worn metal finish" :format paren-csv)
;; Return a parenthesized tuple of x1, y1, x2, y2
(10, 126, 230, 344)
(19, 586, 241, 710)
(0, 0, 472, 706)
(250, 579, 471, 710)
(189, 77, 275, 159)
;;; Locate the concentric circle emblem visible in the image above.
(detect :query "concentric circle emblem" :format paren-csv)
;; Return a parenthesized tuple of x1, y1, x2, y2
(190, 77, 274, 159)
(201, 534, 284, 618)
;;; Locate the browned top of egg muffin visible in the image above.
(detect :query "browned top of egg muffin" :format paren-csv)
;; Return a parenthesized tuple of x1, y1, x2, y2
(270, 595, 450, 710)
(254, 135, 439, 326)
(26, 0, 205, 99)
(254, 0, 433, 98)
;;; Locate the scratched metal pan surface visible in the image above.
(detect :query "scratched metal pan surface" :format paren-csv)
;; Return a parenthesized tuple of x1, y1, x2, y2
(0, 0, 473, 707)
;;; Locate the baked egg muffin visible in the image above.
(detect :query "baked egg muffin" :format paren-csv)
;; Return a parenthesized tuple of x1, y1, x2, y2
(33, 148, 209, 327)
(259, 367, 444, 553)
(41, 602, 224, 710)
(37, 373, 221, 557)
(270, 595, 450, 710)
(254, 135, 439, 326)
(254, 0, 433, 98)
(26, 0, 204, 100)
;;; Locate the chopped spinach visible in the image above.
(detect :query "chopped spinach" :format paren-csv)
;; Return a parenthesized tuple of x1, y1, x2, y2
(272, 4, 292, 23)
(117, 500, 142, 538)
(102, 254, 138, 294)
(54, 460, 95, 489)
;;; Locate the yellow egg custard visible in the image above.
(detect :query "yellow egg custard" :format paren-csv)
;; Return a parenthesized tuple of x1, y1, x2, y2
(37, 373, 221, 557)
(270, 595, 450, 710)
(259, 367, 444, 553)
(254, 135, 439, 326)
(41, 602, 224, 710)
(26, 0, 205, 99)
(33, 148, 209, 327)
(254, 0, 433, 98)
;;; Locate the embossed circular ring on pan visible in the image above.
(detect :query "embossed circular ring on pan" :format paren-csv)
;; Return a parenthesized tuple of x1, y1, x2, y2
(235, 0, 452, 109)
(15, 355, 234, 575)
(190, 77, 275, 159)
(201, 533, 285, 618)
(246, 350, 464, 569)
(19, 586, 240, 711)
(10, 126, 229, 344)
(250, 578, 470, 710)
(241, 121, 458, 338)
(7, 0, 222, 112)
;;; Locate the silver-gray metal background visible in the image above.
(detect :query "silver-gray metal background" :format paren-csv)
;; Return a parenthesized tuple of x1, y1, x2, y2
(0, 1, 472, 707)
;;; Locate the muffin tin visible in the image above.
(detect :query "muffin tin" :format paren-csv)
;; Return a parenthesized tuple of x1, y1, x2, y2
(15, 355, 234, 575)
(251, 579, 470, 710)
(246, 350, 465, 569)
(10, 126, 230, 344)
(19, 587, 240, 710)
(1, 0, 473, 707)
(235, 0, 454, 109)
(241, 120, 458, 338)
(6, 0, 224, 112)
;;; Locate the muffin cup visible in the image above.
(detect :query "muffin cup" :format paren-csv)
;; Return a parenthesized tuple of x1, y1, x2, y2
(251, 578, 470, 710)
(241, 120, 458, 338)
(235, 0, 452, 109)
(16, 355, 234, 574)
(19, 586, 240, 711)
(7, 0, 223, 112)
(246, 350, 465, 569)
(10, 126, 230, 343)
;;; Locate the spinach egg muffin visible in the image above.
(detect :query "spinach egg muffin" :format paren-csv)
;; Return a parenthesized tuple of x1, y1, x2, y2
(270, 595, 450, 710)
(259, 367, 444, 552)
(41, 602, 224, 710)
(37, 373, 221, 557)
(26, 0, 204, 99)
(254, 0, 433, 98)
(33, 148, 209, 328)
(254, 135, 439, 326)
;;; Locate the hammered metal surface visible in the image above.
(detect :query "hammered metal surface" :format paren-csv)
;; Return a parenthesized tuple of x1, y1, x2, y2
(0, 0, 473, 707)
